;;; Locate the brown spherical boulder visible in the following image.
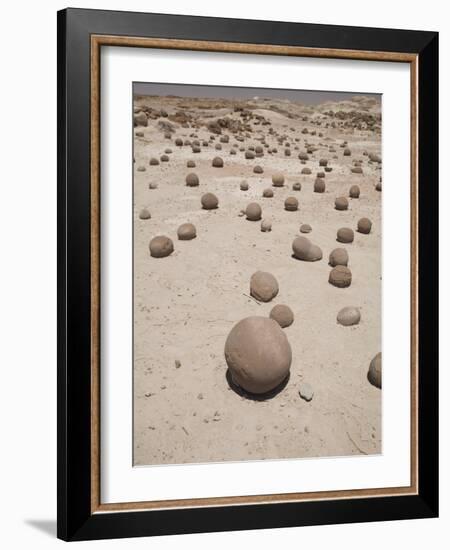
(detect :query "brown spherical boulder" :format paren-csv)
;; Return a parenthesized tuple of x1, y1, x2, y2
(337, 227, 354, 244)
(177, 223, 197, 240)
(285, 197, 299, 211)
(319, 158, 328, 167)
(149, 236, 174, 258)
(329, 265, 352, 288)
(148, 182, 158, 190)
(300, 223, 312, 234)
(186, 160, 196, 168)
(343, 148, 351, 156)
(245, 150, 255, 160)
(253, 165, 264, 174)
(335, 197, 349, 210)
(212, 156, 224, 168)
(301, 167, 312, 175)
(134, 111, 148, 127)
(349, 185, 360, 198)
(272, 173, 285, 187)
(292, 182, 302, 191)
(263, 188, 274, 198)
(250, 271, 279, 302)
(160, 154, 169, 162)
(292, 236, 323, 262)
(224, 316, 292, 394)
(329, 248, 349, 267)
(357, 217, 372, 234)
(270, 304, 294, 328)
(316, 171, 325, 178)
(245, 202, 262, 221)
(240, 180, 249, 191)
(139, 208, 151, 220)
(149, 158, 159, 166)
(201, 193, 219, 210)
(351, 166, 363, 174)
(185, 173, 199, 187)
(368, 352, 382, 389)
(314, 179, 326, 193)
(260, 219, 272, 232)
(337, 306, 360, 326)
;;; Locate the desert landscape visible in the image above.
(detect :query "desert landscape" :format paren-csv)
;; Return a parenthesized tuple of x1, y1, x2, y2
(132, 85, 382, 466)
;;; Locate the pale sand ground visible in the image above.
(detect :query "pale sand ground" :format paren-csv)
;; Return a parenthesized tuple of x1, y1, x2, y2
(133, 94, 382, 466)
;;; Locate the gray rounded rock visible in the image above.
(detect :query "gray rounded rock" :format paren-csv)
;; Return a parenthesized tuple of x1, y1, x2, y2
(335, 197, 349, 211)
(201, 193, 219, 210)
(212, 156, 224, 167)
(272, 173, 285, 187)
(349, 185, 360, 198)
(292, 236, 322, 262)
(224, 316, 292, 394)
(185, 173, 199, 187)
(329, 248, 349, 267)
(270, 304, 294, 328)
(337, 227, 354, 244)
(285, 196, 299, 211)
(329, 265, 352, 288)
(177, 223, 196, 240)
(245, 202, 262, 221)
(368, 352, 382, 388)
(300, 224, 312, 234)
(357, 217, 372, 234)
(250, 271, 279, 302)
(298, 383, 314, 402)
(240, 180, 249, 191)
(149, 236, 174, 258)
(314, 179, 326, 193)
(260, 219, 272, 232)
(337, 307, 360, 326)
(263, 188, 274, 198)
(139, 208, 151, 220)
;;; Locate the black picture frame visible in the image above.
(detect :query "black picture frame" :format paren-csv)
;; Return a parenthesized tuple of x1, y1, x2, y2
(57, 7, 439, 541)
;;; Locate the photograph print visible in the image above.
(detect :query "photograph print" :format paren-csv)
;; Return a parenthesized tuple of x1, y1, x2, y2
(132, 82, 382, 467)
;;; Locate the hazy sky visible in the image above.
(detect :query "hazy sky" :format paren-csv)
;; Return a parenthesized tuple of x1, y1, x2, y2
(134, 82, 380, 105)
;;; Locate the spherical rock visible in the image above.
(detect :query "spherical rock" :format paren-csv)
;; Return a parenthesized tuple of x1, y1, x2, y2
(343, 148, 351, 156)
(139, 208, 151, 220)
(337, 306, 360, 326)
(292, 236, 323, 262)
(134, 111, 148, 126)
(245, 150, 255, 159)
(329, 265, 352, 288)
(212, 156, 224, 167)
(185, 173, 199, 187)
(316, 172, 325, 178)
(263, 188, 274, 198)
(175, 138, 183, 146)
(272, 173, 285, 187)
(253, 165, 264, 174)
(319, 158, 328, 167)
(285, 196, 299, 211)
(337, 227, 354, 244)
(149, 236, 174, 258)
(250, 271, 279, 302)
(137, 166, 146, 172)
(270, 304, 294, 328)
(292, 182, 302, 191)
(224, 316, 292, 394)
(335, 197, 349, 210)
(357, 217, 372, 234)
(177, 223, 196, 240)
(314, 179, 326, 193)
(349, 185, 360, 198)
(201, 193, 219, 210)
(160, 154, 169, 162)
(300, 224, 312, 234)
(148, 182, 158, 189)
(186, 160, 196, 168)
(368, 352, 382, 388)
(351, 166, 363, 174)
(240, 180, 249, 191)
(260, 219, 272, 232)
(329, 247, 349, 267)
(149, 157, 159, 166)
(301, 167, 312, 175)
(245, 202, 262, 221)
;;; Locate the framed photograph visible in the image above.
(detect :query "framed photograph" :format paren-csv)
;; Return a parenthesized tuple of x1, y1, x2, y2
(57, 8, 439, 541)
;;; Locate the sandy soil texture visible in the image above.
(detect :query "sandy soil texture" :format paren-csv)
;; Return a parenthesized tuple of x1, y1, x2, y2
(132, 92, 382, 466)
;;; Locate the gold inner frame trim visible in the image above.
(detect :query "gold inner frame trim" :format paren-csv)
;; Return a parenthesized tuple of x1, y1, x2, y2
(90, 34, 419, 514)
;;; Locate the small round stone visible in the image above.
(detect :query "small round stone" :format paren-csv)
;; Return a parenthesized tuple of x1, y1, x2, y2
(368, 352, 382, 388)
(212, 156, 224, 167)
(253, 165, 264, 174)
(270, 304, 294, 328)
(185, 173, 199, 187)
(337, 306, 360, 326)
(337, 227, 354, 244)
(329, 248, 349, 267)
(137, 165, 146, 172)
(224, 316, 292, 394)
(292, 182, 302, 191)
(335, 197, 349, 210)
(292, 236, 322, 262)
(300, 224, 312, 234)
(272, 173, 285, 187)
(186, 160, 196, 168)
(250, 271, 279, 302)
(301, 167, 312, 175)
(139, 208, 151, 220)
(349, 185, 360, 198)
(149, 157, 159, 166)
(357, 217, 372, 234)
(376, 181, 382, 192)
(285, 197, 299, 211)
(240, 180, 249, 191)
(201, 193, 219, 210)
(351, 166, 363, 174)
(148, 182, 158, 189)
(245, 202, 262, 221)
(298, 383, 314, 402)
(263, 188, 274, 198)
(261, 219, 272, 232)
(177, 223, 196, 240)
(149, 236, 174, 258)
(329, 265, 352, 288)
(314, 179, 326, 193)
(245, 150, 255, 159)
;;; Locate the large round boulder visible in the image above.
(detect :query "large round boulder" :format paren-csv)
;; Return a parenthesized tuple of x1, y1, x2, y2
(329, 265, 352, 288)
(285, 197, 299, 211)
(250, 271, 279, 302)
(245, 202, 262, 221)
(185, 173, 199, 187)
(292, 236, 322, 262)
(224, 316, 292, 394)
(201, 193, 219, 210)
(270, 304, 294, 328)
(337, 307, 360, 326)
(329, 248, 349, 267)
(357, 217, 372, 234)
(177, 223, 197, 240)
(149, 236, 174, 258)
(337, 227, 354, 244)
